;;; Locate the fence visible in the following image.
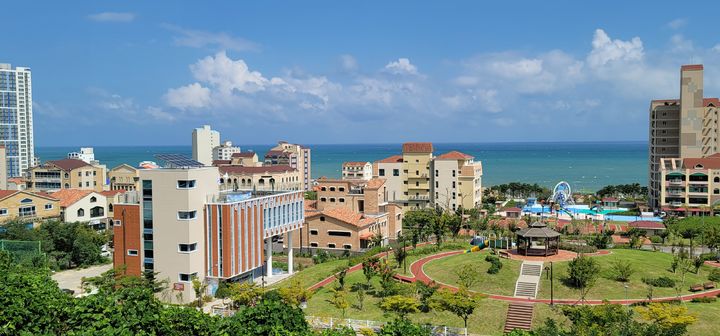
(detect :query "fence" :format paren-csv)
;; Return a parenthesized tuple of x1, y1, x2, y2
(306, 316, 467, 336)
(0, 240, 43, 264)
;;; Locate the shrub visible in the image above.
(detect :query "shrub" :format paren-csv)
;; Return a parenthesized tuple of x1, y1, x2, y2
(559, 242, 598, 254)
(609, 259, 634, 282)
(699, 253, 717, 262)
(642, 276, 675, 288)
(487, 263, 501, 274)
(691, 296, 717, 303)
(708, 269, 720, 282)
(649, 236, 662, 244)
(484, 254, 503, 274)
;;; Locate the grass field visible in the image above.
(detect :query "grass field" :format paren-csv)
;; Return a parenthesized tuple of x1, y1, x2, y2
(536, 249, 715, 300)
(422, 251, 522, 296)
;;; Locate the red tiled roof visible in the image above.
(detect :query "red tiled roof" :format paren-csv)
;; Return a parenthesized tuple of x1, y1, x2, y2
(629, 221, 666, 230)
(343, 161, 369, 167)
(703, 98, 719, 107)
(48, 159, 91, 171)
(50, 189, 94, 208)
(322, 207, 377, 227)
(0, 190, 19, 200)
(100, 190, 125, 197)
(219, 165, 296, 174)
(231, 152, 256, 158)
(212, 160, 231, 166)
(681, 64, 703, 71)
(602, 197, 618, 202)
(264, 150, 289, 157)
(0, 190, 58, 202)
(503, 207, 522, 212)
(376, 155, 403, 164)
(7, 177, 25, 184)
(365, 178, 385, 190)
(436, 151, 473, 160)
(402, 142, 433, 153)
(683, 157, 720, 169)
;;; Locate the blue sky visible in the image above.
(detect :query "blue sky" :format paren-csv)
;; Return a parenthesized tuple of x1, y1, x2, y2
(4, 1, 720, 146)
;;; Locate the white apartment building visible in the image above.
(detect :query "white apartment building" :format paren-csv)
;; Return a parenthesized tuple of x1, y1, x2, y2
(265, 141, 312, 191)
(342, 161, 372, 180)
(68, 147, 95, 163)
(192, 125, 220, 166)
(212, 140, 241, 161)
(0, 63, 34, 177)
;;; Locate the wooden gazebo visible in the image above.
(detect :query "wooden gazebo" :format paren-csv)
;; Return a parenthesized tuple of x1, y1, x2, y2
(515, 221, 561, 256)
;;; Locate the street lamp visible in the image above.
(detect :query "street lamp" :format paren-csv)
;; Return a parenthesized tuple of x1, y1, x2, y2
(544, 262, 554, 306)
(624, 283, 629, 303)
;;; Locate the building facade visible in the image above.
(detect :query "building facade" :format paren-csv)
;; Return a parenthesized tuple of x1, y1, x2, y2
(218, 165, 302, 191)
(657, 155, 720, 216)
(112, 164, 304, 304)
(432, 151, 483, 211)
(108, 164, 140, 191)
(67, 147, 95, 163)
(342, 162, 372, 180)
(373, 155, 404, 202)
(0, 146, 6, 190)
(265, 141, 312, 191)
(27, 159, 105, 192)
(0, 63, 34, 177)
(0, 190, 59, 224)
(649, 65, 720, 210)
(51, 189, 108, 230)
(212, 141, 241, 161)
(192, 125, 220, 166)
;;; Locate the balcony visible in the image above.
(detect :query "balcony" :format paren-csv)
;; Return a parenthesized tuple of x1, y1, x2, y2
(666, 180, 684, 186)
(407, 195, 431, 201)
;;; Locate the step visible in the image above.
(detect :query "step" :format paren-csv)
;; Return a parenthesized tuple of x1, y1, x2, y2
(503, 303, 535, 333)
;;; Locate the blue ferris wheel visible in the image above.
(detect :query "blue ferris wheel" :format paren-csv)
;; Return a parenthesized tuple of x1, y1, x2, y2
(548, 181, 574, 208)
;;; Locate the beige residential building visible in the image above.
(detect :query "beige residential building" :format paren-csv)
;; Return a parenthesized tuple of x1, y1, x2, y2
(0, 190, 60, 224)
(212, 141, 241, 161)
(342, 161, 372, 180)
(101, 190, 125, 218)
(218, 165, 302, 191)
(0, 146, 6, 190)
(649, 64, 720, 210)
(432, 151, 483, 211)
(229, 152, 261, 167)
(191, 125, 220, 166)
(27, 159, 105, 192)
(657, 155, 720, 216)
(373, 155, 404, 202)
(265, 141, 312, 191)
(108, 164, 140, 191)
(403, 143, 433, 209)
(51, 189, 108, 230)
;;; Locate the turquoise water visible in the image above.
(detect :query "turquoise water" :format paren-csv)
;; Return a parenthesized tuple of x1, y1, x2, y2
(35, 141, 647, 191)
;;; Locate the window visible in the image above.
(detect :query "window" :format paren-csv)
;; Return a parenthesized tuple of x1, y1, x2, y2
(715, 189, 720, 195)
(321, 187, 327, 191)
(0, 208, 7, 216)
(330, 198, 336, 202)
(379, 169, 385, 176)
(339, 187, 345, 192)
(177, 180, 196, 189)
(20, 198, 32, 204)
(127, 249, 138, 256)
(44, 203, 53, 210)
(108, 204, 114, 212)
(85, 171, 90, 177)
(435, 181, 438, 188)
(415, 170, 419, 176)
(310, 229, 319, 235)
(77, 208, 85, 217)
(327, 243, 336, 248)
(320, 197, 327, 202)
(435, 170, 439, 177)
(90, 206, 104, 218)
(715, 177, 720, 183)
(320, 216, 326, 221)
(328, 231, 351, 237)
(330, 187, 336, 192)
(452, 181, 456, 188)
(339, 198, 345, 203)
(393, 169, 400, 176)
(310, 242, 319, 247)
(178, 272, 197, 282)
(85, 182, 90, 187)
(452, 170, 456, 177)
(343, 244, 352, 250)
(178, 243, 198, 252)
(178, 211, 197, 220)
(90, 196, 97, 203)
(114, 219, 122, 226)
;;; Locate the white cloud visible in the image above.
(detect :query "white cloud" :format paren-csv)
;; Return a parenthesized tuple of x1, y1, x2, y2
(87, 12, 135, 23)
(340, 54, 358, 72)
(384, 58, 418, 75)
(587, 29, 644, 68)
(670, 34, 694, 53)
(145, 107, 176, 122)
(667, 18, 686, 30)
(164, 83, 212, 109)
(190, 52, 269, 94)
(163, 24, 258, 52)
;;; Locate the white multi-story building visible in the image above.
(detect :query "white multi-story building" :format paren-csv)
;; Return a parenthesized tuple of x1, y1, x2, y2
(212, 140, 241, 161)
(342, 161, 372, 180)
(0, 63, 34, 177)
(192, 125, 220, 166)
(68, 147, 96, 164)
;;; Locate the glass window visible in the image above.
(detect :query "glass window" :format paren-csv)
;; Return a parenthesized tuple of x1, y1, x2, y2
(327, 243, 336, 248)
(177, 180, 196, 189)
(77, 208, 85, 217)
(393, 169, 400, 176)
(379, 169, 385, 176)
(178, 243, 198, 252)
(44, 203, 52, 210)
(127, 249, 138, 256)
(310, 229, 318, 235)
(328, 231, 351, 237)
(0, 208, 8, 215)
(178, 210, 197, 220)
(178, 272, 197, 282)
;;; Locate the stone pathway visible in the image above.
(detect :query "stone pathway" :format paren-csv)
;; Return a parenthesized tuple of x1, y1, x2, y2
(513, 261, 543, 298)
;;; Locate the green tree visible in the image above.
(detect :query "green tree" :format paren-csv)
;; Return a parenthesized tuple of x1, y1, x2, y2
(567, 255, 600, 301)
(432, 288, 482, 329)
(222, 291, 310, 335)
(455, 263, 480, 289)
(278, 279, 313, 307)
(334, 264, 350, 290)
(228, 281, 265, 308)
(379, 318, 430, 336)
(192, 275, 208, 308)
(379, 295, 420, 320)
(415, 281, 438, 313)
(377, 259, 397, 296)
(330, 287, 350, 317)
(609, 259, 634, 282)
(635, 302, 697, 332)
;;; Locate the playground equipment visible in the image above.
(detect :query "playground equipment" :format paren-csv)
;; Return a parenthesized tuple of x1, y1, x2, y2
(468, 235, 515, 252)
(548, 181, 575, 218)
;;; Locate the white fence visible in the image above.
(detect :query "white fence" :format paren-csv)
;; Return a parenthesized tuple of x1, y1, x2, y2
(306, 316, 468, 336)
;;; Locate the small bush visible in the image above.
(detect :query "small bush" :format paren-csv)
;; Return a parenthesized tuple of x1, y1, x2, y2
(559, 242, 598, 254)
(487, 263, 501, 274)
(649, 236, 662, 244)
(691, 296, 717, 303)
(485, 255, 499, 263)
(485, 253, 503, 274)
(699, 253, 717, 262)
(708, 269, 720, 282)
(642, 276, 675, 288)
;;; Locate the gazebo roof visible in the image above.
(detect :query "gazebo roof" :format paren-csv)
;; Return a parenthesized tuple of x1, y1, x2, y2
(516, 221, 561, 238)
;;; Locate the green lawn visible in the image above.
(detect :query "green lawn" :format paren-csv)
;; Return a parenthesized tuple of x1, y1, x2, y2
(271, 259, 350, 290)
(686, 300, 720, 336)
(537, 249, 716, 300)
(422, 251, 522, 296)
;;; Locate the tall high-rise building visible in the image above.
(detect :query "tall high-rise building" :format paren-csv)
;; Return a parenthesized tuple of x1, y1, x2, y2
(649, 65, 720, 209)
(265, 141, 312, 191)
(191, 125, 220, 166)
(0, 63, 34, 177)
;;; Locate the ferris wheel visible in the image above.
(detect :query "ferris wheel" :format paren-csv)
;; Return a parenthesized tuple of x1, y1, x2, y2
(548, 181, 574, 208)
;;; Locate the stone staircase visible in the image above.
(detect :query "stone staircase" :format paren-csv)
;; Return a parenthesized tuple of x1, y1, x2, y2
(503, 302, 535, 333)
(513, 261, 543, 298)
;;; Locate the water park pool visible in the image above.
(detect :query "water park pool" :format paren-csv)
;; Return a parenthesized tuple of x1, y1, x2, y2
(523, 204, 626, 215)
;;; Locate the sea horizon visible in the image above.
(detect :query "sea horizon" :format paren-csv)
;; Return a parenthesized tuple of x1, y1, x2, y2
(36, 141, 649, 192)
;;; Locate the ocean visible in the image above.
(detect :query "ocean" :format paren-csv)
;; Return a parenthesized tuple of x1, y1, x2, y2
(36, 141, 648, 192)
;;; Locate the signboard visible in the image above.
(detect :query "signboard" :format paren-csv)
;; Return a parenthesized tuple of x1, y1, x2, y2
(173, 283, 185, 291)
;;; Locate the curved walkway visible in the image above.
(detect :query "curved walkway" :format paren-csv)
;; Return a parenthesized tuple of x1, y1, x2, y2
(307, 246, 720, 305)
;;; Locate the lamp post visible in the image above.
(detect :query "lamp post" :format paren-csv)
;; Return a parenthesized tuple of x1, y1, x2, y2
(545, 262, 554, 306)
(624, 283, 629, 303)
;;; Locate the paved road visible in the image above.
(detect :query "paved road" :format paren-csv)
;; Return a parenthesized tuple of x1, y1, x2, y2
(51, 263, 112, 295)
